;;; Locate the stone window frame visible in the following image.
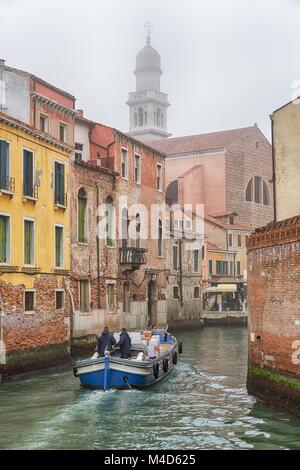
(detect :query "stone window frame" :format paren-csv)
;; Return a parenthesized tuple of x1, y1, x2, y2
(22, 146, 35, 199)
(54, 224, 64, 269)
(156, 163, 163, 192)
(0, 211, 11, 265)
(59, 121, 68, 144)
(134, 153, 141, 185)
(23, 216, 36, 267)
(79, 279, 91, 314)
(106, 280, 116, 312)
(24, 288, 36, 314)
(55, 289, 65, 311)
(121, 147, 129, 180)
(77, 187, 88, 245)
(39, 112, 49, 134)
(172, 244, 179, 272)
(245, 176, 270, 206)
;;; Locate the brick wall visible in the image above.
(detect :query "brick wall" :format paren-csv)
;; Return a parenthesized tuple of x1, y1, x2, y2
(225, 126, 274, 227)
(248, 217, 300, 376)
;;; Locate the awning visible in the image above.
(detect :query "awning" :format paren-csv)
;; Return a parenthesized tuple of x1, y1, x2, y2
(205, 284, 237, 293)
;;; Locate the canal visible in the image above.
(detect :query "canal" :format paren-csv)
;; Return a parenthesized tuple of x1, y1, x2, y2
(0, 326, 299, 450)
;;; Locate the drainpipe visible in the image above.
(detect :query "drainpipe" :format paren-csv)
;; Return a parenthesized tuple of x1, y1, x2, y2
(96, 183, 101, 309)
(271, 116, 277, 223)
(179, 240, 183, 307)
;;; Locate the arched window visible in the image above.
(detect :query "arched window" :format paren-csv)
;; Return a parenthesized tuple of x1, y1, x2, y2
(136, 214, 141, 249)
(106, 196, 115, 247)
(121, 207, 129, 248)
(157, 108, 161, 126)
(245, 178, 253, 202)
(158, 219, 163, 257)
(78, 188, 87, 243)
(263, 181, 270, 205)
(138, 108, 144, 126)
(144, 111, 148, 125)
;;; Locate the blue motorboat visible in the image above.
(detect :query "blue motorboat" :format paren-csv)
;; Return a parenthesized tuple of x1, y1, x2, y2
(73, 331, 182, 390)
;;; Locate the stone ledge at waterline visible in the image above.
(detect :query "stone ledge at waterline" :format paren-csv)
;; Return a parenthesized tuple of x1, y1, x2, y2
(203, 311, 248, 326)
(0, 342, 71, 382)
(247, 366, 300, 418)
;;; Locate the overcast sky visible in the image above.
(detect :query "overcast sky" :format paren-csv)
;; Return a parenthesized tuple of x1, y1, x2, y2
(0, 0, 299, 140)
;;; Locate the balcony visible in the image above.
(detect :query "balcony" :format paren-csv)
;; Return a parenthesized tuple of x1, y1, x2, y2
(119, 247, 147, 271)
(0, 177, 15, 197)
(23, 185, 38, 203)
(54, 193, 68, 210)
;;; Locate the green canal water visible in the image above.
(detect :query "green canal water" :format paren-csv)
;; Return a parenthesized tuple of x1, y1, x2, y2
(0, 327, 300, 450)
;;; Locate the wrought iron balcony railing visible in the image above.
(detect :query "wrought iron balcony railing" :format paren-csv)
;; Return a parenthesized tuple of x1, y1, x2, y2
(23, 185, 38, 201)
(54, 193, 68, 208)
(119, 247, 147, 266)
(0, 176, 15, 194)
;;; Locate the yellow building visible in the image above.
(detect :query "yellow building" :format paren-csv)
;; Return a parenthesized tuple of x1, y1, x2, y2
(0, 113, 72, 377)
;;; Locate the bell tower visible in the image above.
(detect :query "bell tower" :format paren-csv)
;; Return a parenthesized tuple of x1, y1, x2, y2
(127, 24, 171, 142)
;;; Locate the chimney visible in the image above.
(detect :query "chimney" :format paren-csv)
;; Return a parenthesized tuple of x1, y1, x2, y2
(77, 109, 84, 118)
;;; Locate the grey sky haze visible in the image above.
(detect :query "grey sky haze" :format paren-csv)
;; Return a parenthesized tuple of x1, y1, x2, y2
(0, 0, 299, 140)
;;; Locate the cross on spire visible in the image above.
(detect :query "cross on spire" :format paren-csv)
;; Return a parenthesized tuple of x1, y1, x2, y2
(145, 22, 154, 45)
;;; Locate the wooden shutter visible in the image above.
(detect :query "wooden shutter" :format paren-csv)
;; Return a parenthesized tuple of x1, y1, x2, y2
(0, 216, 7, 263)
(24, 221, 32, 265)
(0, 140, 8, 190)
(23, 150, 33, 197)
(55, 226, 63, 267)
(78, 197, 86, 243)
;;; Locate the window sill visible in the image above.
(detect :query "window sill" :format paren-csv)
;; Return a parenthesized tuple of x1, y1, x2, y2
(23, 195, 38, 203)
(0, 189, 14, 198)
(54, 203, 67, 211)
(53, 268, 70, 276)
(121, 177, 129, 181)
(21, 266, 41, 274)
(135, 181, 141, 186)
(24, 311, 37, 315)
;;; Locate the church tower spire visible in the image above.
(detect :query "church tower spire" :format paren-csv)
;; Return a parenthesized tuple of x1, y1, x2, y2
(127, 26, 171, 142)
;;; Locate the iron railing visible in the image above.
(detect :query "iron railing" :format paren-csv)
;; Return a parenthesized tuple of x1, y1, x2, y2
(119, 247, 147, 266)
(0, 176, 15, 193)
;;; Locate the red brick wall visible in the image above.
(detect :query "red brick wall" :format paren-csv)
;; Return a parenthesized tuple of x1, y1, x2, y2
(248, 221, 300, 376)
(225, 126, 274, 227)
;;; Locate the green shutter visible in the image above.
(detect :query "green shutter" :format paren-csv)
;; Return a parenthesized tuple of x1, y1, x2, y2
(55, 163, 65, 205)
(24, 221, 32, 265)
(55, 227, 63, 267)
(0, 216, 7, 263)
(23, 150, 33, 197)
(78, 197, 86, 243)
(0, 140, 8, 190)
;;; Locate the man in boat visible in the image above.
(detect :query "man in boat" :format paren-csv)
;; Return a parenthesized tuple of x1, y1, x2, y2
(116, 328, 132, 359)
(97, 327, 116, 357)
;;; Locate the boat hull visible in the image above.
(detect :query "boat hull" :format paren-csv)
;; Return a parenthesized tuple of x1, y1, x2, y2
(73, 335, 178, 390)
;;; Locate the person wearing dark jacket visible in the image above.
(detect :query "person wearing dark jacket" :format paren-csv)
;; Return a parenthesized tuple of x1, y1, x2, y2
(116, 328, 132, 359)
(97, 327, 116, 357)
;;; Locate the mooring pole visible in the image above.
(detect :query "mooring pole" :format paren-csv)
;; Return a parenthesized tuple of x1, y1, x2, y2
(103, 352, 110, 391)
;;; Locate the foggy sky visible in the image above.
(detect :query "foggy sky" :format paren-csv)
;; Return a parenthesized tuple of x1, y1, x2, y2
(0, 0, 299, 141)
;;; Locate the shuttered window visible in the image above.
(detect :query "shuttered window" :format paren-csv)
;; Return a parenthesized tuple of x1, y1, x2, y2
(23, 149, 34, 197)
(193, 250, 199, 272)
(107, 284, 115, 310)
(0, 140, 9, 190)
(173, 245, 178, 271)
(55, 226, 64, 268)
(54, 162, 65, 205)
(237, 261, 241, 276)
(24, 219, 34, 266)
(79, 280, 90, 312)
(0, 215, 9, 264)
(209, 260, 213, 275)
(78, 188, 87, 243)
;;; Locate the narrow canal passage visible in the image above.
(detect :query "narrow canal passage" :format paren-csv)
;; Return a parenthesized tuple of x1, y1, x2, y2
(0, 327, 299, 450)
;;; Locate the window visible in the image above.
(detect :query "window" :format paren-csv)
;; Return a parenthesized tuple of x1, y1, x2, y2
(39, 114, 49, 133)
(194, 286, 200, 299)
(135, 213, 141, 249)
(245, 178, 253, 202)
(55, 290, 64, 310)
(157, 164, 162, 192)
(158, 219, 163, 257)
(144, 111, 148, 125)
(75, 143, 84, 163)
(59, 123, 68, 143)
(121, 207, 129, 248)
(263, 181, 270, 206)
(0, 139, 10, 191)
(237, 261, 241, 276)
(228, 234, 233, 247)
(193, 250, 199, 272)
(255, 176, 262, 204)
(55, 225, 64, 268)
(0, 214, 10, 264)
(222, 261, 228, 276)
(24, 219, 35, 266)
(121, 148, 128, 179)
(78, 188, 87, 243)
(138, 108, 144, 126)
(209, 259, 213, 275)
(202, 246, 205, 260)
(229, 216, 234, 225)
(54, 162, 65, 206)
(173, 286, 179, 300)
(229, 261, 234, 276)
(107, 284, 115, 310)
(238, 234, 242, 248)
(24, 290, 36, 312)
(79, 280, 90, 312)
(172, 245, 178, 271)
(23, 149, 34, 198)
(106, 196, 115, 247)
(134, 154, 141, 184)
(216, 261, 228, 275)
(185, 220, 192, 229)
